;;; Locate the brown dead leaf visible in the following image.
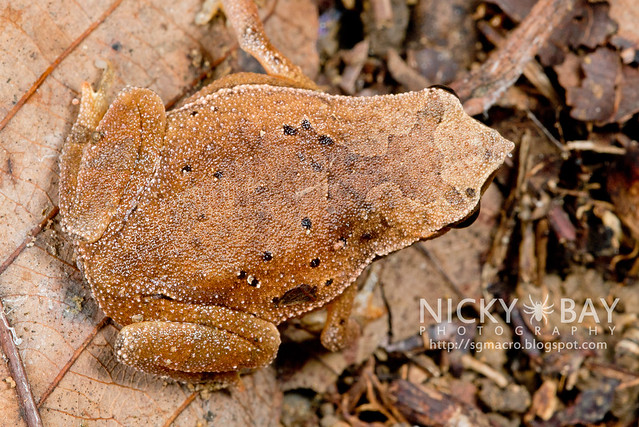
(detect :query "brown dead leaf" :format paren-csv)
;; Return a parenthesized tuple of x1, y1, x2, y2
(614, 65, 639, 123)
(0, 0, 316, 424)
(485, 0, 615, 66)
(551, 377, 618, 425)
(564, 47, 619, 123)
(535, 0, 616, 66)
(560, 47, 639, 124)
(389, 379, 492, 427)
(609, 0, 639, 50)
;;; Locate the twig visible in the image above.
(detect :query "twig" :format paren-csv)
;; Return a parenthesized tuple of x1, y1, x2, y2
(451, 0, 577, 115)
(162, 391, 198, 427)
(0, 207, 59, 427)
(526, 110, 566, 154)
(0, 207, 58, 277)
(37, 316, 109, 408)
(460, 354, 509, 388)
(0, 304, 42, 427)
(566, 140, 627, 155)
(0, 0, 124, 134)
(476, 20, 559, 105)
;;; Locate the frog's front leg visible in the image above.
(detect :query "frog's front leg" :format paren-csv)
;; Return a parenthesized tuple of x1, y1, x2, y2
(218, 0, 317, 89)
(59, 73, 165, 243)
(320, 282, 360, 352)
(114, 301, 280, 384)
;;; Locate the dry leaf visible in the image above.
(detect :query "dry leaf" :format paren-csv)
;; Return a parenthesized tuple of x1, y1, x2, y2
(0, 0, 316, 424)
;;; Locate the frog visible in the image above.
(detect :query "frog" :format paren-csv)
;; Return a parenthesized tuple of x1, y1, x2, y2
(59, 0, 514, 384)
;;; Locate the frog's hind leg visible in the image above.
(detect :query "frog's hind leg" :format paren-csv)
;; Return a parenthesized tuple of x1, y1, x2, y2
(59, 73, 166, 243)
(113, 303, 280, 384)
(219, 0, 317, 89)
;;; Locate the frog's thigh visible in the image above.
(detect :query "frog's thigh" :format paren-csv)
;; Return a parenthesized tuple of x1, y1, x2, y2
(220, 0, 316, 88)
(114, 306, 280, 378)
(60, 86, 165, 243)
(320, 282, 360, 352)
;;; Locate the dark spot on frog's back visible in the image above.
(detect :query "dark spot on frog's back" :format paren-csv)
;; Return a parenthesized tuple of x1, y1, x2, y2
(318, 135, 334, 146)
(301, 217, 312, 229)
(274, 284, 318, 306)
(465, 187, 476, 198)
(301, 119, 312, 130)
(283, 125, 297, 135)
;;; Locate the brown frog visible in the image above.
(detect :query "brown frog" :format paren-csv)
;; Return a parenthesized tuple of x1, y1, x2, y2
(59, 0, 514, 384)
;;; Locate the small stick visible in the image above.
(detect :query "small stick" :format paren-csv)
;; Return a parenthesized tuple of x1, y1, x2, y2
(452, 0, 577, 115)
(460, 353, 509, 388)
(0, 207, 59, 427)
(162, 391, 198, 427)
(37, 316, 109, 408)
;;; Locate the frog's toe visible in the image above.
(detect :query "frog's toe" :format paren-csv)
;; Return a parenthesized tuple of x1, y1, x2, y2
(319, 282, 360, 351)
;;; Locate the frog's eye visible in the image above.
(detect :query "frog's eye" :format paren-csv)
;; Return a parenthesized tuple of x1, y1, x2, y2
(452, 203, 480, 229)
(429, 84, 460, 101)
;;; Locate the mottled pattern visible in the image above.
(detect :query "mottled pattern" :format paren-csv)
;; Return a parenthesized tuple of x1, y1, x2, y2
(58, 0, 514, 382)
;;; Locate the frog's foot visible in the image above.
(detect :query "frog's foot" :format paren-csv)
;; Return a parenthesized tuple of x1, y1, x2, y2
(125, 364, 241, 388)
(59, 82, 165, 243)
(113, 304, 280, 383)
(217, 0, 317, 89)
(320, 282, 360, 352)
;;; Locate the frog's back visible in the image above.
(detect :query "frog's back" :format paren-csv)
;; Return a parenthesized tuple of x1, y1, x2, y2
(82, 84, 512, 324)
